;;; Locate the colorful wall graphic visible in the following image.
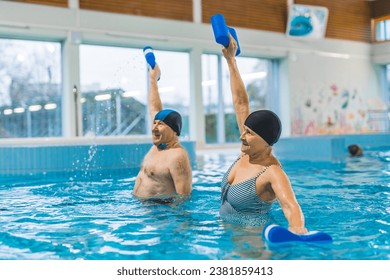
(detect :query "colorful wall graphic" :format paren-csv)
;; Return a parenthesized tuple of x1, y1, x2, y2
(291, 83, 376, 135)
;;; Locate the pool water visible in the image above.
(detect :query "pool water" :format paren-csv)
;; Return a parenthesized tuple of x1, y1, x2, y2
(0, 147, 389, 260)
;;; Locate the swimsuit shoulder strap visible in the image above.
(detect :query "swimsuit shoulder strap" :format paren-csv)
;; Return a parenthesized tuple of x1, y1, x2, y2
(253, 163, 282, 179)
(253, 165, 271, 179)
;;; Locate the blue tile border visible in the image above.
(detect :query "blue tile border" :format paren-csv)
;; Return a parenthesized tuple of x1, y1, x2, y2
(275, 136, 345, 162)
(0, 141, 196, 178)
(1, 133, 388, 178)
(275, 133, 390, 163)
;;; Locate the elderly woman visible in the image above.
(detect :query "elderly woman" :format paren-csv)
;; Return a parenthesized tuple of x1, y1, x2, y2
(219, 35, 307, 234)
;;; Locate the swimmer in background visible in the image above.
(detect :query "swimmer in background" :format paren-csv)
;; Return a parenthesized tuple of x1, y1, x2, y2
(132, 63, 192, 204)
(219, 34, 307, 234)
(348, 144, 363, 157)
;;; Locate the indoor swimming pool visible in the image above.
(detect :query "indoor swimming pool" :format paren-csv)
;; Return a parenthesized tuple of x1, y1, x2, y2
(0, 146, 389, 260)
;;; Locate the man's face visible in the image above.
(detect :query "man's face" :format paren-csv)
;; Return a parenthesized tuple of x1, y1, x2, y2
(151, 120, 176, 146)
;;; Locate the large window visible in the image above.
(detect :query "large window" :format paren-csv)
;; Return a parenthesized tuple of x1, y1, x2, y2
(202, 54, 276, 144)
(371, 64, 390, 131)
(365, 65, 390, 132)
(373, 16, 390, 42)
(0, 38, 62, 138)
(79, 45, 190, 137)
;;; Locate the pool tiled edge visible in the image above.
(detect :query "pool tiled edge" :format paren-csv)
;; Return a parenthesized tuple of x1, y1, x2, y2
(0, 141, 196, 178)
(276, 136, 345, 162)
(1, 133, 389, 178)
(275, 133, 390, 163)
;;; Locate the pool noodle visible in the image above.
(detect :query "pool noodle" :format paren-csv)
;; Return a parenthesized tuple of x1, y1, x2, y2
(262, 224, 332, 244)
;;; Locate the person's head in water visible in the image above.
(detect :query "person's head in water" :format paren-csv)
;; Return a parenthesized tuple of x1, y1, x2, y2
(152, 109, 182, 149)
(241, 110, 282, 154)
(348, 144, 363, 157)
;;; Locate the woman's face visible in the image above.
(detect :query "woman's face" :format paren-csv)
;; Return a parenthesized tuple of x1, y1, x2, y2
(240, 125, 269, 155)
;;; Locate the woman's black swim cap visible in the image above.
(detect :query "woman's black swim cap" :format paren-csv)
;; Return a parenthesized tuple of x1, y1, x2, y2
(244, 110, 282, 146)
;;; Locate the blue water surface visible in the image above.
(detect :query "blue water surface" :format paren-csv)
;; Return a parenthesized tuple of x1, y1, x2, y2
(0, 147, 389, 260)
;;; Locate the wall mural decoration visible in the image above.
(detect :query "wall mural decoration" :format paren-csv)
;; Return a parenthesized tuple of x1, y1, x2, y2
(286, 4, 328, 39)
(291, 83, 374, 135)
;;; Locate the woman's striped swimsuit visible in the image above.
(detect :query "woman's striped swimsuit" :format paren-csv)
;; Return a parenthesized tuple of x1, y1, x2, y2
(220, 157, 274, 226)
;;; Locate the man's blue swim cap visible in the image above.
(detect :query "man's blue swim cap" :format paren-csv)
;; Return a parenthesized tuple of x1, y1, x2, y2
(154, 109, 182, 136)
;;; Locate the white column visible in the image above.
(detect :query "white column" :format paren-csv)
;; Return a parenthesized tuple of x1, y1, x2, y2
(217, 55, 225, 143)
(279, 57, 291, 137)
(68, 0, 79, 9)
(193, 0, 202, 24)
(69, 0, 80, 27)
(62, 31, 81, 137)
(189, 46, 205, 148)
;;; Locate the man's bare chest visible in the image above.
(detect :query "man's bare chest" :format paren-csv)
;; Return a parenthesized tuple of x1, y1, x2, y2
(142, 152, 171, 177)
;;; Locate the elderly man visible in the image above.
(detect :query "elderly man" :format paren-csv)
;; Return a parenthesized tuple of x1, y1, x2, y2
(132, 64, 192, 203)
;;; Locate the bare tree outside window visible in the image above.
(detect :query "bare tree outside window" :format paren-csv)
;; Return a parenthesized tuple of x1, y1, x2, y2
(0, 39, 62, 138)
(79, 45, 190, 138)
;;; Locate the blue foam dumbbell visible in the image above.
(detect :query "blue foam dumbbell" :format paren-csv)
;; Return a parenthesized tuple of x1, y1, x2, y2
(211, 14, 241, 56)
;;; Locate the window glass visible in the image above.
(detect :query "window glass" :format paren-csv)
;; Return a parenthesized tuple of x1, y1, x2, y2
(385, 65, 390, 105)
(374, 18, 390, 42)
(79, 45, 190, 137)
(0, 38, 62, 138)
(202, 54, 275, 144)
(202, 55, 219, 143)
(154, 49, 190, 137)
(366, 65, 389, 132)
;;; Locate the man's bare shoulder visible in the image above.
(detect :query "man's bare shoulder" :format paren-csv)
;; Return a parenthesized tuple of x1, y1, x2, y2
(170, 146, 191, 162)
(164, 146, 190, 169)
(175, 145, 190, 155)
